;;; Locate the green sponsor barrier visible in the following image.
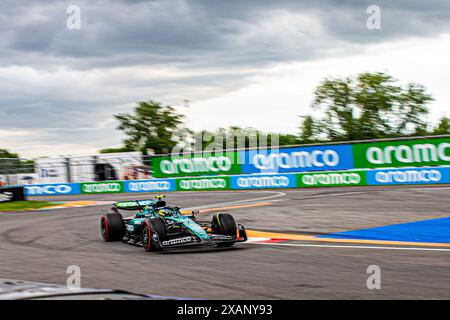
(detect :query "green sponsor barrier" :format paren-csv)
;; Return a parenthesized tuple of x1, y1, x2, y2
(297, 170, 367, 187)
(353, 137, 450, 169)
(176, 176, 231, 191)
(80, 181, 124, 194)
(152, 152, 241, 178)
(152, 136, 450, 178)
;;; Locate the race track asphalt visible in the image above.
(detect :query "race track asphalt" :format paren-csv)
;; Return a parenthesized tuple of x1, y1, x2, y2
(1, 186, 449, 299)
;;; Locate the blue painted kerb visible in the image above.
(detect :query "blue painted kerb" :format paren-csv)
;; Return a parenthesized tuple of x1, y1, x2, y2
(318, 217, 450, 244)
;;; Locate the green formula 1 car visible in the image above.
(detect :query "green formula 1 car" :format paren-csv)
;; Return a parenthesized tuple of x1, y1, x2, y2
(100, 196, 247, 252)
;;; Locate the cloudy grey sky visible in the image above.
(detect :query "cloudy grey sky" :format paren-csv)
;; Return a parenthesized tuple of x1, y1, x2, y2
(1, 0, 450, 158)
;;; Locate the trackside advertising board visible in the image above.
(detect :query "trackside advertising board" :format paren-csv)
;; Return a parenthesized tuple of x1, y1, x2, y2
(152, 152, 240, 178)
(0, 187, 26, 202)
(240, 145, 354, 174)
(353, 137, 450, 169)
(24, 183, 81, 196)
(297, 170, 367, 188)
(150, 136, 450, 177)
(366, 167, 450, 185)
(176, 176, 230, 191)
(124, 179, 176, 193)
(21, 135, 450, 195)
(80, 181, 124, 194)
(231, 174, 297, 189)
(22, 166, 450, 195)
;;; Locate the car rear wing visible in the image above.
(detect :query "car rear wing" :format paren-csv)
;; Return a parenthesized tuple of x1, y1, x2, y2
(114, 200, 157, 211)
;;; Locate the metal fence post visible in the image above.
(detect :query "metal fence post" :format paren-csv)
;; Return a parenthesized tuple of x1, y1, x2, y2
(65, 157, 72, 183)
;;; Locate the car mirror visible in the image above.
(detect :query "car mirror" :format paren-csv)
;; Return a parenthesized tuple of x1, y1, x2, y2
(191, 210, 199, 216)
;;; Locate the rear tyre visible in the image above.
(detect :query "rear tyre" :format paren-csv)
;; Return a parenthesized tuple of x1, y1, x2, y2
(101, 213, 125, 242)
(211, 213, 237, 247)
(142, 219, 167, 252)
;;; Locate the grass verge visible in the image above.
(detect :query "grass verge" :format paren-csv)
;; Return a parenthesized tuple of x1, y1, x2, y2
(0, 201, 59, 212)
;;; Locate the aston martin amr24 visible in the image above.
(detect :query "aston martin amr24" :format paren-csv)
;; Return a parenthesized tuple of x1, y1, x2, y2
(100, 196, 247, 252)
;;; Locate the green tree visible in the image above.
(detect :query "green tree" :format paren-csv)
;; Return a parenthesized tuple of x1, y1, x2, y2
(99, 146, 133, 154)
(0, 149, 34, 174)
(277, 134, 299, 146)
(433, 117, 450, 135)
(197, 127, 261, 151)
(195, 127, 298, 152)
(312, 72, 433, 141)
(299, 115, 317, 143)
(114, 101, 185, 155)
(0, 149, 19, 159)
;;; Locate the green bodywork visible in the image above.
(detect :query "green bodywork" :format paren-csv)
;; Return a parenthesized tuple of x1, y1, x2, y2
(116, 199, 209, 240)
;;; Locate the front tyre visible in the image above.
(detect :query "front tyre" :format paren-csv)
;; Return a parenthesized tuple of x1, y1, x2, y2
(142, 219, 167, 252)
(212, 213, 237, 247)
(101, 213, 125, 242)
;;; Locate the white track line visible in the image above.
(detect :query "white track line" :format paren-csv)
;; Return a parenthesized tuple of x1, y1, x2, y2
(296, 191, 367, 200)
(414, 187, 450, 191)
(183, 191, 287, 211)
(182, 190, 366, 211)
(249, 241, 450, 252)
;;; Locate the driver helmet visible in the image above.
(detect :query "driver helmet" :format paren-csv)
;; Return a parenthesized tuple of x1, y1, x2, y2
(158, 208, 172, 217)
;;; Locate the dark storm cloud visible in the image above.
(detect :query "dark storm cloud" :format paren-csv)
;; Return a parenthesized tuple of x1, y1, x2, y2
(1, 0, 450, 156)
(3, 0, 450, 68)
